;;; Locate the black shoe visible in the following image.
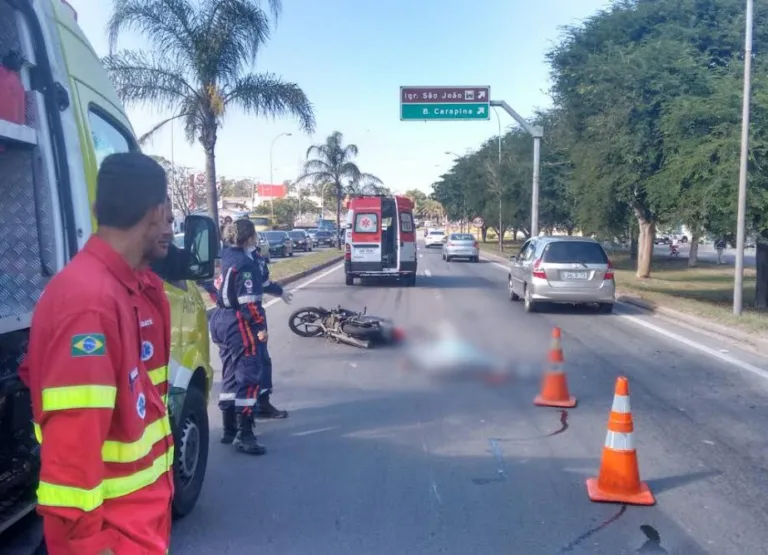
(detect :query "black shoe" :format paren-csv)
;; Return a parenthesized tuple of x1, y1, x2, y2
(255, 396, 289, 419)
(220, 409, 237, 444)
(233, 413, 267, 455)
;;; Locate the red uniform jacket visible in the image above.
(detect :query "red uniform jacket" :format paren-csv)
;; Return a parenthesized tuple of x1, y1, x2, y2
(24, 236, 174, 555)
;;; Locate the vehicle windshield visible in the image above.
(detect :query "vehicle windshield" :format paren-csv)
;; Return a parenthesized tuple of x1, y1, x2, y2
(250, 217, 271, 226)
(316, 231, 331, 237)
(450, 234, 474, 241)
(264, 231, 286, 241)
(543, 241, 608, 264)
(288, 231, 305, 239)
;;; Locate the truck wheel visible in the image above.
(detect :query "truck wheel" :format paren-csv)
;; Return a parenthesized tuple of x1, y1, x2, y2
(172, 386, 209, 519)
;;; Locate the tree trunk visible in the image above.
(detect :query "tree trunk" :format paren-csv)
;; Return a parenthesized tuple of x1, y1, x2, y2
(512, 227, 518, 242)
(566, 226, 574, 236)
(632, 202, 655, 278)
(335, 182, 342, 251)
(688, 232, 700, 268)
(498, 198, 503, 252)
(481, 226, 488, 242)
(204, 147, 219, 226)
(630, 230, 638, 260)
(755, 237, 768, 310)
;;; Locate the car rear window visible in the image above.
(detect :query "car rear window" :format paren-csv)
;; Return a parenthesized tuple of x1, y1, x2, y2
(543, 241, 608, 264)
(264, 231, 285, 240)
(288, 231, 304, 239)
(451, 234, 474, 241)
(429, 230, 444, 235)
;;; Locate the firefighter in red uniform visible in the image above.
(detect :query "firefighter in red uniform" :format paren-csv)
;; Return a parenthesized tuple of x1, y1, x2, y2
(23, 153, 175, 555)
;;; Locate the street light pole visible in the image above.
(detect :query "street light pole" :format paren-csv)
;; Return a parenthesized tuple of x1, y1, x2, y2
(489, 100, 543, 238)
(269, 132, 292, 223)
(734, 0, 753, 315)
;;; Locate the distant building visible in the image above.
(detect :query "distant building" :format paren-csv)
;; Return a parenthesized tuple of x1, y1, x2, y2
(251, 183, 288, 207)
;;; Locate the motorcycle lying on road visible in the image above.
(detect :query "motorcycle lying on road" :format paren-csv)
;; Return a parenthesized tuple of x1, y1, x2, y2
(288, 305, 400, 349)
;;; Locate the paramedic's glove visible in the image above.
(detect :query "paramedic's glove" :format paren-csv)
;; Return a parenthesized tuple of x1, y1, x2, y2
(281, 291, 293, 305)
(257, 330, 269, 343)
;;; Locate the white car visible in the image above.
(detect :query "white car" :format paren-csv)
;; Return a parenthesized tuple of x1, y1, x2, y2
(425, 229, 446, 248)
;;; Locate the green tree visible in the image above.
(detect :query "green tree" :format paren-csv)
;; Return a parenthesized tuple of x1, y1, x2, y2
(296, 131, 382, 247)
(255, 197, 319, 228)
(104, 0, 316, 225)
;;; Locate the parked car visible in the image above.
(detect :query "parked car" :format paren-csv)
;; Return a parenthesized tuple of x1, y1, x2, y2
(507, 236, 615, 314)
(442, 233, 479, 262)
(654, 236, 671, 245)
(306, 228, 319, 246)
(313, 230, 335, 247)
(289, 230, 313, 252)
(425, 229, 446, 248)
(263, 230, 294, 257)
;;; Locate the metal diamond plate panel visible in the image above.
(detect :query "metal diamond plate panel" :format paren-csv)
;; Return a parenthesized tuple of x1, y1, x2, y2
(0, 3, 21, 55)
(0, 150, 51, 321)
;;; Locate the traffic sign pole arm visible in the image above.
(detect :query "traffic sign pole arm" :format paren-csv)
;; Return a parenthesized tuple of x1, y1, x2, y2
(490, 99, 544, 237)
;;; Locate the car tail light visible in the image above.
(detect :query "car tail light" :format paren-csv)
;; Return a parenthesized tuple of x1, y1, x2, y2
(344, 243, 351, 261)
(532, 259, 546, 279)
(604, 260, 614, 280)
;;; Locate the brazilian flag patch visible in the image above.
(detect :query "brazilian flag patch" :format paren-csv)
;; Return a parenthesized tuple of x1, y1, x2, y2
(242, 272, 252, 280)
(71, 334, 106, 357)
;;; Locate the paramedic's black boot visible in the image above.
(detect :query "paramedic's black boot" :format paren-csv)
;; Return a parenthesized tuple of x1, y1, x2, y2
(255, 394, 289, 419)
(220, 409, 237, 444)
(233, 413, 267, 455)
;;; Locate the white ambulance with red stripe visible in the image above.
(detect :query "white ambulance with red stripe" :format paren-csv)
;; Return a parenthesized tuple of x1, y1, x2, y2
(344, 195, 417, 286)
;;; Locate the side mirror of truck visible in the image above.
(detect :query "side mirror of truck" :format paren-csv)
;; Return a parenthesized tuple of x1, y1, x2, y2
(184, 214, 220, 280)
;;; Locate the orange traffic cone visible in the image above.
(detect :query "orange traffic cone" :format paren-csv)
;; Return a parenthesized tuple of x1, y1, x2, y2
(533, 327, 577, 408)
(586, 377, 655, 506)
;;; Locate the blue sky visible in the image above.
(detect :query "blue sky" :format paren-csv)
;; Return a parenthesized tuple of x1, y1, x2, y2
(68, 0, 611, 194)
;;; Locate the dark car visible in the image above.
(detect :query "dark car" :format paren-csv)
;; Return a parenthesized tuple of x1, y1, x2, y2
(263, 230, 293, 257)
(313, 230, 335, 247)
(289, 230, 312, 252)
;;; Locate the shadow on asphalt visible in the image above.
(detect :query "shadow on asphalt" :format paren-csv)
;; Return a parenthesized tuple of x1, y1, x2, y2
(173, 385, 714, 555)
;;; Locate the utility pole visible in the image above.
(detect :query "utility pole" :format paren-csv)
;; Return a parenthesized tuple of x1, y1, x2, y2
(734, 0, 753, 315)
(489, 100, 543, 238)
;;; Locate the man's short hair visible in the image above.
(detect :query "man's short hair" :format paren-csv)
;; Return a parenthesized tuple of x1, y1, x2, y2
(95, 152, 168, 229)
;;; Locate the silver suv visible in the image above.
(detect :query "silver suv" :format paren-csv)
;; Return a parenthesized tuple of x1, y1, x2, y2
(507, 236, 616, 313)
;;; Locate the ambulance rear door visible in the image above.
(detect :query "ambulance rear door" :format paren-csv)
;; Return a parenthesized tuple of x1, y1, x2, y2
(396, 197, 417, 274)
(348, 197, 382, 273)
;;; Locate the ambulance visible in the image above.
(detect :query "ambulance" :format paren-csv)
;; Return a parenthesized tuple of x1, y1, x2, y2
(0, 0, 217, 533)
(343, 195, 417, 286)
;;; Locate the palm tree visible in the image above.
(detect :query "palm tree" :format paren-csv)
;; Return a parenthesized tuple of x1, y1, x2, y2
(103, 0, 316, 225)
(296, 131, 382, 249)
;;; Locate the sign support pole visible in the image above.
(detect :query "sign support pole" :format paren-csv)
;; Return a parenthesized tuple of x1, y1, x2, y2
(490, 100, 543, 238)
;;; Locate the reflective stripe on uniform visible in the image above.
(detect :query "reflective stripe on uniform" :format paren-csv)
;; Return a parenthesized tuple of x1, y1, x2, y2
(237, 294, 262, 304)
(262, 280, 271, 287)
(41, 385, 117, 412)
(35, 416, 173, 464)
(222, 268, 234, 308)
(147, 366, 167, 386)
(219, 392, 236, 401)
(235, 398, 257, 407)
(36, 448, 174, 513)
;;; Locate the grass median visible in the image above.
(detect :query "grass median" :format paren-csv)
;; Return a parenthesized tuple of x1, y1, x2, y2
(197, 249, 343, 309)
(477, 239, 766, 335)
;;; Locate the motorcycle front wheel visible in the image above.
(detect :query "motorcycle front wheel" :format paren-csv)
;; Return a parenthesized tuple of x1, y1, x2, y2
(288, 307, 326, 337)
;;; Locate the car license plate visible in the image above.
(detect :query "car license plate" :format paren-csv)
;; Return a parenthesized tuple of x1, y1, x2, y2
(562, 271, 588, 280)
(357, 248, 373, 254)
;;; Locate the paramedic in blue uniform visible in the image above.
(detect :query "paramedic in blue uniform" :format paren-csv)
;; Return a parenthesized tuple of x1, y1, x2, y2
(209, 220, 291, 455)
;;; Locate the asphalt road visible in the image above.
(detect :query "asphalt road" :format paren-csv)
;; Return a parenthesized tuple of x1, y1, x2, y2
(166, 240, 768, 555)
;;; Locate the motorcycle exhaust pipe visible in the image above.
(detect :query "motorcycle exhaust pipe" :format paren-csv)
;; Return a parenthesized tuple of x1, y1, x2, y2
(330, 331, 371, 349)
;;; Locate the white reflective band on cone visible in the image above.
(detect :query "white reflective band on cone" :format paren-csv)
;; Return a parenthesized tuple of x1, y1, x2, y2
(611, 394, 631, 413)
(604, 430, 635, 451)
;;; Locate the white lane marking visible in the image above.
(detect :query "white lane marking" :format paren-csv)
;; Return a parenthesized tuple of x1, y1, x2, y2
(483, 255, 768, 377)
(425, 269, 432, 277)
(292, 426, 337, 437)
(619, 314, 768, 381)
(264, 263, 344, 308)
(431, 481, 443, 505)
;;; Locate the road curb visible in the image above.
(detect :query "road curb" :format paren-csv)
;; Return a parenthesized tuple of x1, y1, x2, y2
(479, 249, 768, 355)
(276, 255, 344, 287)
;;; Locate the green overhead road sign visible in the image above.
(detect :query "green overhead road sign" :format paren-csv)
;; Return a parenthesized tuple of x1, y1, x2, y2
(400, 86, 491, 121)
(401, 103, 489, 121)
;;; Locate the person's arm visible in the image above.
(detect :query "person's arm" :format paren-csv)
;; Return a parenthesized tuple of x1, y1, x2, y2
(34, 309, 121, 554)
(259, 259, 284, 298)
